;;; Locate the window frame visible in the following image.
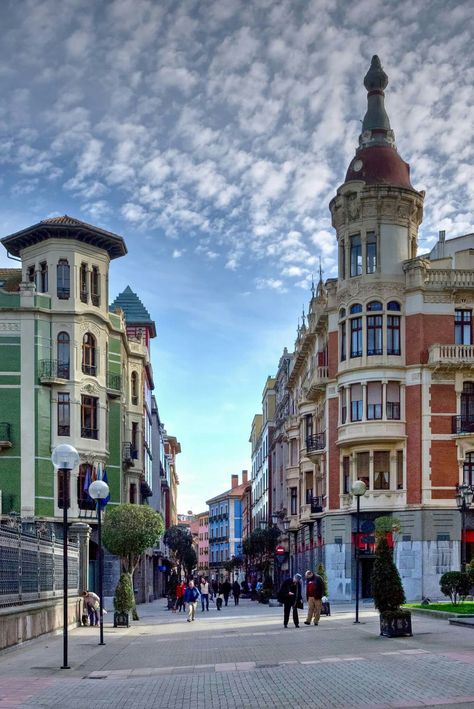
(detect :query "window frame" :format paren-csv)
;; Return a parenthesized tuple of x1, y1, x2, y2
(366, 232, 377, 274)
(82, 333, 97, 376)
(57, 392, 70, 436)
(387, 315, 401, 355)
(57, 259, 70, 300)
(350, 234, 362, 277)
(81, 394, 98, 439)
(455, 309, 472, 345)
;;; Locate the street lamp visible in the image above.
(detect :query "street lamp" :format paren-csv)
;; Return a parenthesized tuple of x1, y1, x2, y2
(283, 518, 297, 577)
(88, 479, 110, 646)
(259, 519, 267, 531)
(352, 479, 367, 625)
(455, 483, 474, 571)
(51, 443, 80, 670)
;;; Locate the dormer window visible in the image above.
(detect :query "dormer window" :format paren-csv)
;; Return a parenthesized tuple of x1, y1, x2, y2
(91, 266, 100, 307)
(57, 260, 70, 299)
(80, 263, 88, 303)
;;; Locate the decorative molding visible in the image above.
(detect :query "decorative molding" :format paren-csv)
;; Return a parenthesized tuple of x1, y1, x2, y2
(423, 294, 452, 303)
(338, 281, 405, 306)
(82, 382, 100, 395)
(0, 322, 20, 332)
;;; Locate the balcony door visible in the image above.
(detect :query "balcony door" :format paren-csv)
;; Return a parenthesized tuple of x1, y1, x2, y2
(461, 382, 474, 426)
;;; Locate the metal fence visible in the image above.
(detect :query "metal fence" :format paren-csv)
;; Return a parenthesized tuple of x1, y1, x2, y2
(0, 522, 79, 608)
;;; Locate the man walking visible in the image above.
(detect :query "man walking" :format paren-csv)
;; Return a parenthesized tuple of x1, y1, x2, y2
(304, 569, 324, 626)
(221, 577, 232, 606)
(200, 577, 209, 611)
(184, 580, 200, 622)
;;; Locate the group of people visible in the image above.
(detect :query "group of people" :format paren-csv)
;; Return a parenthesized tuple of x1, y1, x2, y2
(278, 570, 325, 628)
(174, 576, 242, 622)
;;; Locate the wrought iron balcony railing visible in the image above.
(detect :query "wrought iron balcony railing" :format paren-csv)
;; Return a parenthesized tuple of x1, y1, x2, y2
(81, 427, 98, 439)
(107, 372, 121, 391)
(306, 432, 326, 452)
(310, 496, 324, 513)
(123, 442, 138, 462)
(452, 416, 474, 435)
(39, 359, 69, 380)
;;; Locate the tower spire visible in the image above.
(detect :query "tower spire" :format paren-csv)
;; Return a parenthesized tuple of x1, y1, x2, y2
(360, 55, 395, 149)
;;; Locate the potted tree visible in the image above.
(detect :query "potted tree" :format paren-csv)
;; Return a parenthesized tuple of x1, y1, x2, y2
(113, 573, 135, 627)
(371, 536, 412, 637)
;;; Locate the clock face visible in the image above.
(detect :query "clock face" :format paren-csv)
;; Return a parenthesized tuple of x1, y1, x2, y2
(352, 159, 363, 172)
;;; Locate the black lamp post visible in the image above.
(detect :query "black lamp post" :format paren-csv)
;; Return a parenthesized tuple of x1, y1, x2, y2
(351, 480, 367, 625)
(51, 444, 79, 670)
(283, 518, 297, 577)
(88, 479, 110, 646)
(455, 483, 474, 572)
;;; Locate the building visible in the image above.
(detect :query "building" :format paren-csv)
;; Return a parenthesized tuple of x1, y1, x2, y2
(207, 472, 248, 580)
(272, 55, 472, 601)
(195, 510, 209, 577)
(249, 377, 276, 529)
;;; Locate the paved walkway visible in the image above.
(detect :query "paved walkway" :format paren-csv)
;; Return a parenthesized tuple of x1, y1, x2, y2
(0, 599, 473, 707)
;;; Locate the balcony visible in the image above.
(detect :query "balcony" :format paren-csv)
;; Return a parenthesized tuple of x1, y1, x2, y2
(306, 432, 326, 462)
(306, 366, 329, 401)
(39, 359, 69, 384)
(123, 442, 138, 465)
(310, 495, 324, 513)
(106, 371, 122, 398)
(452, 416, 474, 435)
(425, 268, 474, 289)
(429, 344, 474, 368)
(0, 422, 12, 449)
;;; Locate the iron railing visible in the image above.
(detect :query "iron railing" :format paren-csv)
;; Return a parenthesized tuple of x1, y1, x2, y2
(452, 416, 474, 434)
(310, 496, 324, 513)
(123, 442, 138, 462)
(107, 372, 122, 391)
(81, 427, 98, 439)
(39, 359, 69, 380)
(306, 432, 326, 452)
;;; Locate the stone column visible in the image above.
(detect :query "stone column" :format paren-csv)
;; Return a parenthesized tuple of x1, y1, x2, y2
(69, 522, 92, 592)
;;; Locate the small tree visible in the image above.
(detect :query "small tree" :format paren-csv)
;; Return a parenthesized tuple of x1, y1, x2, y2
(439, 571, 471, 605)
(163, 525, 194, 576)
(371, 536, 405, 613)
(114, 573, 135, 614)
(103, 504, 164, 619)
(182, 546, 197, 577)
(317, 563, 328, 596)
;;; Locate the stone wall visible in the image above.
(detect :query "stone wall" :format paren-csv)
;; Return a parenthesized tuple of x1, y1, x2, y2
(0, 597, 81, 651)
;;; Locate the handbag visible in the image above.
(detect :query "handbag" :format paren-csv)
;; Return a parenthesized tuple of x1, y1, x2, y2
(296, 599, 304, 610)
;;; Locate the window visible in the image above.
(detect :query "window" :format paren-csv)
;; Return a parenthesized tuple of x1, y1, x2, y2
(57, 393, 70, 436)
(367, 382, 382, 419)
(57, 260, 70, 299)
(27, 265, 35, 283)
(367, 314, 383, 355)
(82, 333, 96, 375)
(91, 266, 100, 306)
(342, 456, 350, 494)
(356, 452, 369, 488)
(350, 234, 362, 277)
(131, 371, 138, 405)
(77, 464, 95, 510)
(463, 452, 474, 486)
(290, 438, 298, 466)
(129, 483, 137, 504)
(57, 469, 70, 509)
(350, 317, 362, 357)
(80, 263, 88, 303)
(461, 382, 474, 424)
(290, 487, 297, 516)
(387, 301, 401, 311)
(131, 422, 139, 458)
(350, 303, 362, 314)
(387, 315, 401, 355)
(340, 243, 346, 279)
(366, 232, 377, 274)
(39, 261, 48, 292)
(351, 384, 363, 421)
(455, 309, 472, 345)
(305, 414, 313, 441)
(81, 395, 98, 439)
(340, 320, 346, 361)
(396, 450, 404, 489)
(340, 390, 347, 424)
(387, 382, 401, 419)
(367, 300, 382, 311)
(57, 332, 70, 379)
(374, 451, 390, 489)
(305, 488, 313, 504)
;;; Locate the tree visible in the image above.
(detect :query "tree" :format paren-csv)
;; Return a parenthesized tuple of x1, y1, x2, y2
(440, 571, 471, 605)
(114, 573, 135, 614)
(163, 524, 194, 575)
(317, 563, 328, 596)
(242, 527, 280, 587)
(182, 546, 197, 577)
(102, 504, 164, 619)
(371, 536, 405, 613)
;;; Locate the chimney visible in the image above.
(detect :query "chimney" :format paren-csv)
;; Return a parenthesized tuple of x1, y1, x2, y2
(231, 474, 238, 488)
(242, 470, 248, 484)
(439, 230, 446, 242)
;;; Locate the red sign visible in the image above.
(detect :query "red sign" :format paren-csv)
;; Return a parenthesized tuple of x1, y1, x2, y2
(275, 545, 285, 554)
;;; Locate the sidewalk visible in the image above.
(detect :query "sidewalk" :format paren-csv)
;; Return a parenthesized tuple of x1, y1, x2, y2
(0, 598, 473, 707)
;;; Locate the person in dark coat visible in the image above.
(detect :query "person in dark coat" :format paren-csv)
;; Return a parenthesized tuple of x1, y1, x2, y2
(232, 580, 241, 605)
(221, 578, 232, 606)
(278, 574, 302, 628)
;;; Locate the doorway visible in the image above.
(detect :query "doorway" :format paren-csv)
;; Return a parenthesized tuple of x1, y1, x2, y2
(360, 558, 375, 598)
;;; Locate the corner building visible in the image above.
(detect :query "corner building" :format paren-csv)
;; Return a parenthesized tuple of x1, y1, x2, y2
(288, 56, 472, 601)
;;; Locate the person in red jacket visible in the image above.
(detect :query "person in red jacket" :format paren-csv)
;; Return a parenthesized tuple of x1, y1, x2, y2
(304, 570, 324, 626)
(176, 580, 186, 613)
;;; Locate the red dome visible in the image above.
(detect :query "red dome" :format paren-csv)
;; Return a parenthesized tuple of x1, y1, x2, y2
(345, 145, 413, 190)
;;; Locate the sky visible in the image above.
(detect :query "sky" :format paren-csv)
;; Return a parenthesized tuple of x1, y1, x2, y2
(0, 0, 473, 514)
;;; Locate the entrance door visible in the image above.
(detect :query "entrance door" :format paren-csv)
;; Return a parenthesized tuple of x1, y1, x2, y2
(361, 558, 375, 598)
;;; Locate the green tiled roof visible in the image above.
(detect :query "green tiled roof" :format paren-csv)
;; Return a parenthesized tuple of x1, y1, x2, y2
(110, 286, 156, 337)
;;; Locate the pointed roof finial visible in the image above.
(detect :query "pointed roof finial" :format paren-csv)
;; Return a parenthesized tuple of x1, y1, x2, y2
(311, 274, 315, 299)
(301, 306, 306, 328)
(319, 257, 323, 285)
(361, 55, 393, 146)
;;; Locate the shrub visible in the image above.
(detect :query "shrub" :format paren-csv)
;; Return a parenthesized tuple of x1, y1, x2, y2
(439, 571, 471, 604)
(371, 536, 405, 613)
(114, 573, 135, 614)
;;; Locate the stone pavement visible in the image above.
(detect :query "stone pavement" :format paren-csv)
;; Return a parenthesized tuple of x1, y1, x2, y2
(0, 599, 474, 708)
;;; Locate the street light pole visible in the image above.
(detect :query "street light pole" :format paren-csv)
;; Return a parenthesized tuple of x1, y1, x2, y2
(351, 480, 367, 625)
(51, 444, 79, 670)
(88, 479, 110, 646)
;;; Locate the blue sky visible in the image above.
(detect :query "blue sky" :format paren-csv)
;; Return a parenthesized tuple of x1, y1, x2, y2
(0, 0, 473, 513)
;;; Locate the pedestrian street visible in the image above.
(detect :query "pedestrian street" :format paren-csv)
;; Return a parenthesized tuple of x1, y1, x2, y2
(0, 599, 473, 708)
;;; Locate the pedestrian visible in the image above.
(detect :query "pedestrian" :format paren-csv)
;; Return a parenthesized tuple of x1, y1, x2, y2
(200, 577, 210, 611)
(304, 569, 324, 626)
(216, 591, 223, 610)
(184, 580, 200, 622)
(232, 580, 241, 605)
(81, 590, 100, 627)
(278, 574, 302, 628)
(211, 577, 219, 600)
(221, 577, 232, 606)
(176, 580, 186, 613)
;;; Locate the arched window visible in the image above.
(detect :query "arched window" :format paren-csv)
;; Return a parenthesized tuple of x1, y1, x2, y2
(350, 303, 362, 314)
(367, 301, 383, 311)
(387, 301, 401, 311)
(131, 371, 138, 405)
(57, 332, 70, 379)
(57, 259, 70, 300)
(82, 333, 96, 375)
(339, 308, 346, 319)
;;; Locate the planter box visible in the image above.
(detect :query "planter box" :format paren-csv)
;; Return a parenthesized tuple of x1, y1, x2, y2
(380, 611, 412, 637)
(113, 611, 130, 628)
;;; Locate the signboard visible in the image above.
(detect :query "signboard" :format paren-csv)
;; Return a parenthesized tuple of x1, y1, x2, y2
(275, 545, 285, 554)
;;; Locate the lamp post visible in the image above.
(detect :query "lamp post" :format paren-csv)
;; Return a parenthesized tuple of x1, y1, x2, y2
(88, 479, 110, 646)
(351, 480, 367, 625)
(283, 518, 297, 577)
(51, 444, 79, 670)
(455, 483, 474, 572)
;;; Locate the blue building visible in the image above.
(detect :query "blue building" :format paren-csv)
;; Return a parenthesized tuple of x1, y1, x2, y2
(207, 473, 246, 580)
